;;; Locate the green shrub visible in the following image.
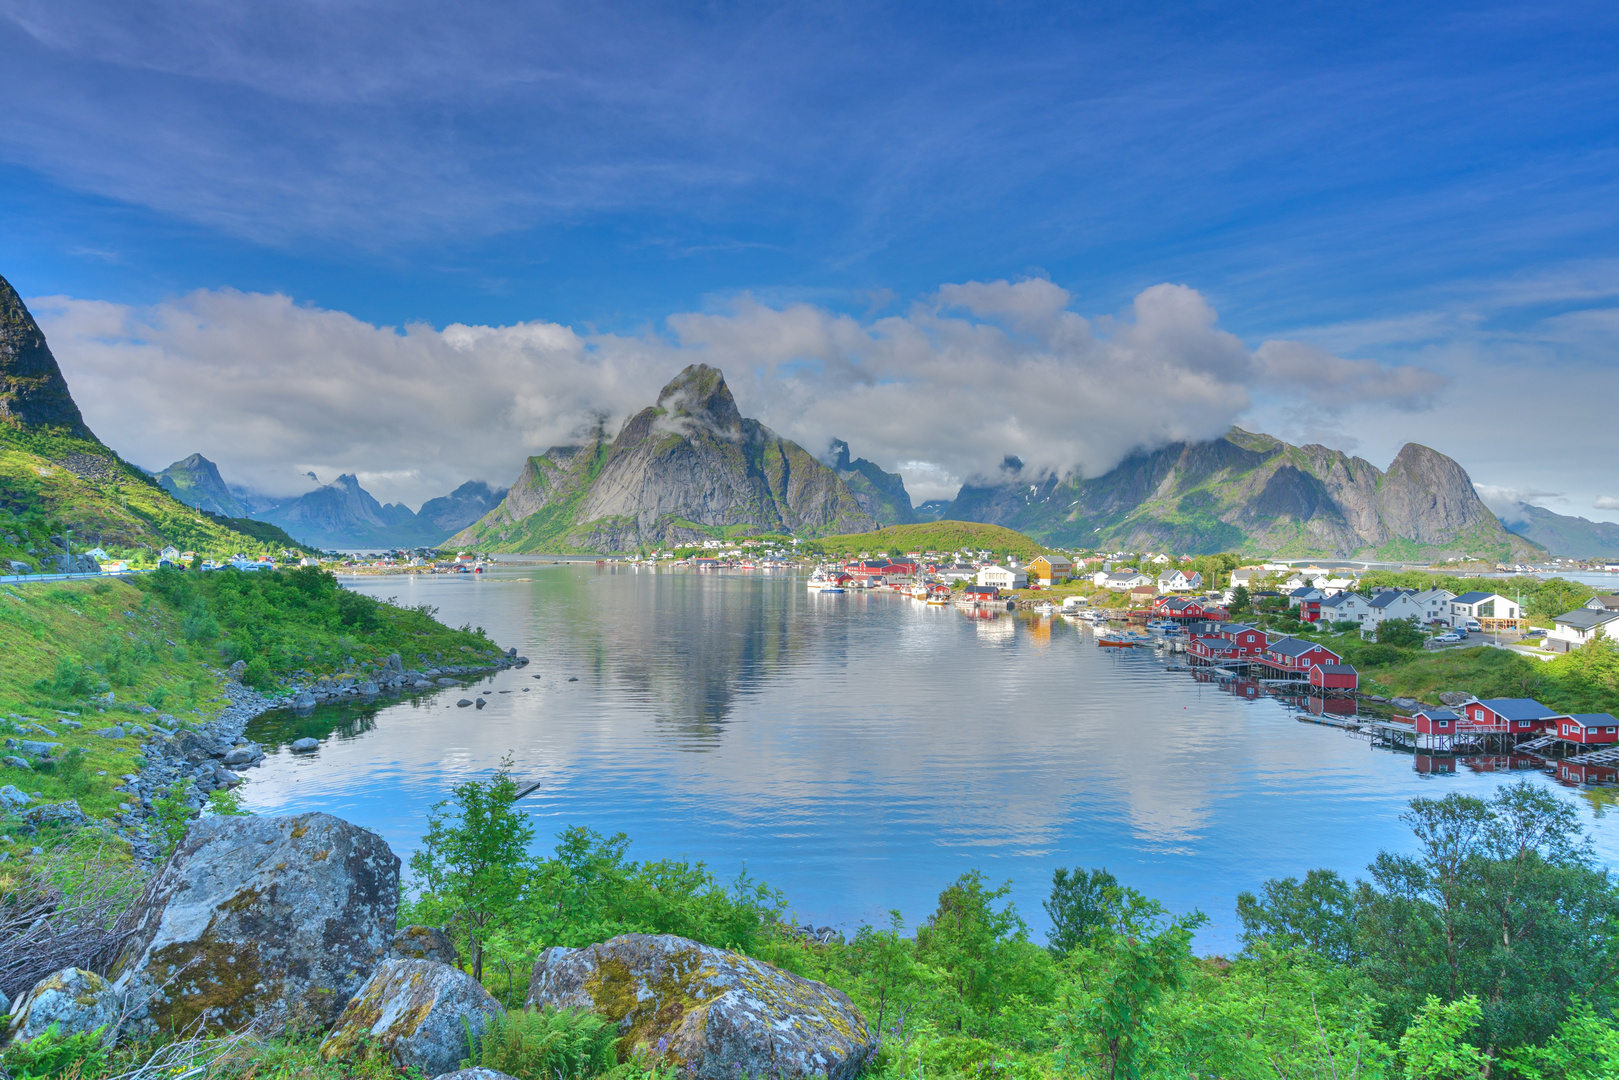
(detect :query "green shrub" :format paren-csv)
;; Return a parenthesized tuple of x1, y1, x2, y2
(241, 656, 273, 688)
(467, 1007, 618, 1080)
(0, 1022, 110, 1080)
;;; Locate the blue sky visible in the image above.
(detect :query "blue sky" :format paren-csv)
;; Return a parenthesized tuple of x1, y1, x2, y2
(6, 0, 1619, 513)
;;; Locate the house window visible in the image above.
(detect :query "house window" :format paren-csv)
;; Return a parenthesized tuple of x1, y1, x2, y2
(1438, 720, 1449, 728)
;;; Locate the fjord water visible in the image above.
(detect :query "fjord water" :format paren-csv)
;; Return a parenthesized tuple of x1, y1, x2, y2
(244, 564, 1618, 951)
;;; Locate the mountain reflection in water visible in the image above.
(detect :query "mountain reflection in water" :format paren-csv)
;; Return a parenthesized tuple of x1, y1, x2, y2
(243, 563, 1617, 951)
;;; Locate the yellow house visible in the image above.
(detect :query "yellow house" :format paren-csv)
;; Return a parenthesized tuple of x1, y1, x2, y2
(1028, 554, 1074, 585)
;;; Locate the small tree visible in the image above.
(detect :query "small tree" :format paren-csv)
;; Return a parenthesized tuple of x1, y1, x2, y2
(1230, 585, 1251, 614)
(1376, 616, 1426, 649)
(411, 755, 535, 980)
(1045, 866, 1119, 958)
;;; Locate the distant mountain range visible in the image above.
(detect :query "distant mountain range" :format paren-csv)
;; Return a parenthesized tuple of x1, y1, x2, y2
(1498, 502, 1619, 560)
(6, 260, 1605, 564)
(154, 454, 505, 551)
(936, 429, 1539, 562)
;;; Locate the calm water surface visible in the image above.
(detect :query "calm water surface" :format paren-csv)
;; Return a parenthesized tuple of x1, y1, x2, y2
(243, 564, 1619, 951)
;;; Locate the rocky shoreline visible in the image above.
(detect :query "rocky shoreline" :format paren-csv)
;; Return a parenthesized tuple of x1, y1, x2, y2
(102, 651, 528, 861)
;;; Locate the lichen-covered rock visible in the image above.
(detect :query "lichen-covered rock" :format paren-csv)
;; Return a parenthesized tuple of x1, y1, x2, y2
(391, 925, 459, 965)
(6, 967, 120, 1044)
(318, 959, 502, 1077)
(112, 812, 399, 1034)
(525, 934, 874, 1080)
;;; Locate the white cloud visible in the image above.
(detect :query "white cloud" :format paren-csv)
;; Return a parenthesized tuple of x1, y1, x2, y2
(1474, 484, 1566, 518)
(34, 280, 1437, 507)
(1596, 496, 1619, 511)
(1253, 340, 1446, 408)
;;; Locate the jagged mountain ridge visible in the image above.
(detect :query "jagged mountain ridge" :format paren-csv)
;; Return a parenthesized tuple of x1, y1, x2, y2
(828, 438, 915, 524)
(453, 365, 882, 552)
(1499, 502, 1619, 559)
(154, 453, 506, 550)
(155, 453, 247, 518)
(941, 428, 1540, 560)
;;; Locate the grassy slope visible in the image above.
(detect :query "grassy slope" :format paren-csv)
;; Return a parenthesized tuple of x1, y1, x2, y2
(0, 567, 502, 827)
(810, 521, 1051, 559)
(0, 425, 309, 564)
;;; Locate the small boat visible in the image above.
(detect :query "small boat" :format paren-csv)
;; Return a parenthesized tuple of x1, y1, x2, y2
(819, 585, 845, 594)
(1097, 636, 1135, 647)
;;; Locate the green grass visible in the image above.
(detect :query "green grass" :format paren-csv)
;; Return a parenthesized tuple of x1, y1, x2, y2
(808, 521, 1052, 559)
(0, 424, 308, 563)
(0, 566, 502, 829)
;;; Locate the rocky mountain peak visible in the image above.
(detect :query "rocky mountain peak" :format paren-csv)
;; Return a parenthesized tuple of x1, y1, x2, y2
(0, 272, 95, 439)
(655, 364, 742, 435)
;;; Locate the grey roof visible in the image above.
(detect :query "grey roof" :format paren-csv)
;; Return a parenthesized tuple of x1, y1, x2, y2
(1452, 591, 1501, 605)
(1473, 698, 1560, 721)
(1289, 586, 1322, 598)
(1315, 663, 1358, 674)
(1412, 708, 1460, 720)
(1267, 637, 1333, 658)
(1320, 593, 1362, 608)
(1369, 591, 1414, 609)
(1554, 608, 1619, 630)
(1569, 713, 1619, 727)
(1586, 595, 1619, 610)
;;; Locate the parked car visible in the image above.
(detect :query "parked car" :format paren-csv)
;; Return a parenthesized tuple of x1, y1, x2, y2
(1433, 631, 1464, 644)
(1525, 627, 1546, 637)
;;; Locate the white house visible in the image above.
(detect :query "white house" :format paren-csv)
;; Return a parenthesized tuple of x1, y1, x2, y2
(1157, 570, 1203, 592)
(1583, 595, 1619, 612)
(1318, 591, 1374, 625)
(1287, 586, 1324, 608)
(1229, 567, 1265, 588)
(1448, 591, 1523, 630)
(977, 565, 1028, 590)
(159, 545, 181, 563)
(84, 547, 109, 560)
(1096, 570, 1152, 591)
(1410, 588, 1457, 624)
(1548, 607, 1619, 653)
(1364, 589, 1429, 628)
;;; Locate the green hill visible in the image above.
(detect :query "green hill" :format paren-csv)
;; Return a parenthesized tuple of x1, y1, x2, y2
(808, 521, 1051, 559)
(0, 271, 308, 568)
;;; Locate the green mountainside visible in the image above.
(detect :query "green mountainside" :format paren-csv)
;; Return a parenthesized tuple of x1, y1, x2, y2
(942, 428, 1541, 561)
(0, 273, 308, 566)
(453, 365, 879, 552)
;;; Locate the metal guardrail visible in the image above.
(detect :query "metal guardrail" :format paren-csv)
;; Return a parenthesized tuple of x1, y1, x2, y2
(0, 570, 153, 586)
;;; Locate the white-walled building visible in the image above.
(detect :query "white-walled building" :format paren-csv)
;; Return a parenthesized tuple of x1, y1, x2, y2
(977, 565, 1028, 590)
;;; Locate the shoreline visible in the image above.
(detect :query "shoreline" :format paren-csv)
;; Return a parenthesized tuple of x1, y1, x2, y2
(112, 652, 527, 862)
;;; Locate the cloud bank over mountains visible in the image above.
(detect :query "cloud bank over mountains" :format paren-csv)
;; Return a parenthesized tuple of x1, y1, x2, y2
(34, 279, 1442, 506)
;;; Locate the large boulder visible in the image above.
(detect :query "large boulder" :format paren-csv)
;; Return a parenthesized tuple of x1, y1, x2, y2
(391, 925, 459, 965)
(318, 959, 503, 1077)
(112, 812, 399, 1033)
(6, 968, 121, 1045)
(525, 934, 874, 1080)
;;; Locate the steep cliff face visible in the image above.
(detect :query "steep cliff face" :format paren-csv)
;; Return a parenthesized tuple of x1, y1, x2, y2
(0, 273, 308, 555)
(938, 429, 1537, 560)
(0, 272, 95, 438)
(453, 366, 878, 552)
(156, 453, 248, 518)
(828, 438, 915, 525)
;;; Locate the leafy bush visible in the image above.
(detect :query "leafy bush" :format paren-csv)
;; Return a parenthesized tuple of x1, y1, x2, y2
(0, 1022, 110, 1080)
(241, 656, 273, 688)
(466, 1007, 618, 1080)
